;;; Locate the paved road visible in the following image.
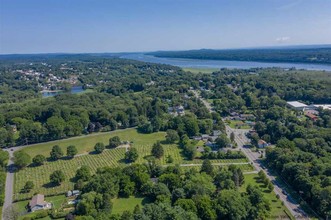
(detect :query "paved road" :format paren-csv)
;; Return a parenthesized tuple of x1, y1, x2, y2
(192, 89, 309, 219)
(162, 162, 250, 167)
(2, 149, 15, 220)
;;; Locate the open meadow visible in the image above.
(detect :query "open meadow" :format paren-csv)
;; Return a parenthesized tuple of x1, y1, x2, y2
(14, 129, 252, 201)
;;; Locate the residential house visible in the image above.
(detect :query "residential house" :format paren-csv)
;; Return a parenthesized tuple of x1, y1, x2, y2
(305, 112, 318, 121)
(258, 140, 269, 148)
(196, 146, 205, 153)
(28, 194, 51, 212)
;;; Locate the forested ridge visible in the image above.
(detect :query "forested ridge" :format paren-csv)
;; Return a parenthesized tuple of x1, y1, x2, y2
(149, 47, 331, 64)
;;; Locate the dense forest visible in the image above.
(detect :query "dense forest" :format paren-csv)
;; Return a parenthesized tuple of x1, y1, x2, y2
(149, 46, 331, 64)
(0, 55, 330, 218)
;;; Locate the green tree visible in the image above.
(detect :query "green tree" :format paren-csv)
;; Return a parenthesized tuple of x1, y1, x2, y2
(230, 132, 235, 143)
(216, 190, 249, 220)
(67, 145, 78, 158)
(75, 165, 91, 181)
(13, 151, 31, 169)
(50, 170, 65, 185)
(216, 134, 230, 148)
(94, 142, 105, 154)
(32, 154, 46, 166)
(125, 147, 139, 162)
(50, 145, 63, 160)
(201, 159, 214, 176)
(166, 129, 179, 143)
(46, 116, 66, 139)
(22, 181, 34, 193)
(174, 199, 197, 213)
(109, 136, 121, 148)
(0, 150, 9, 167)
(151, 141, 164, 159)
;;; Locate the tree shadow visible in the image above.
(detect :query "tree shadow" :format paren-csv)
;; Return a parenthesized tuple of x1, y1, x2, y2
(62, 156, 74, 161)
(118, 158, 127, 164)
(142, 197, 152, 205)
(70, 176, 78, 183)
(42, 182, 58, 189)
(160, 140, 169, 145)
(89, 151, 99, 155)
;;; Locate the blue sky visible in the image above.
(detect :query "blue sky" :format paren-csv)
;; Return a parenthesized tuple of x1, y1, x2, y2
(1, 0, 331, 54)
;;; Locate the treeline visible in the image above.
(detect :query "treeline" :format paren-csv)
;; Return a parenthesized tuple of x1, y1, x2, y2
(0, 57, 225, 147)
(62, 162, 271, 220)
(149, 47, 331, 64)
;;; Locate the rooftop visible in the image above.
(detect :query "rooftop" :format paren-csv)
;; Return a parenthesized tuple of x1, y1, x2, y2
(29, 194, 45, 207)
(287, 101, 307, 108)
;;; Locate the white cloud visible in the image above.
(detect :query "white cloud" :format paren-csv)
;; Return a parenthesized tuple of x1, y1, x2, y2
(276, 36, 291, 43)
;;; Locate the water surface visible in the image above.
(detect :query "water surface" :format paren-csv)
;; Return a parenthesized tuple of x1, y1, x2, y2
(121, 54, 331, 71)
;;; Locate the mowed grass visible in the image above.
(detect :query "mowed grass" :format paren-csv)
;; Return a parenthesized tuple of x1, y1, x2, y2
(14, 130, 181, 201)
(183, 67, 219, 74)
(21, 128, 159, 158)
(14, 129, 252, 201)
(241, 174, 292, 219)
(228, 120, 251, 129)
(16, 195, 66, 220)
(112, 197, 150, 215)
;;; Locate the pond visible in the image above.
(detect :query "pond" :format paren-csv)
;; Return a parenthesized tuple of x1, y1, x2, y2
(41, 86, 84, 97)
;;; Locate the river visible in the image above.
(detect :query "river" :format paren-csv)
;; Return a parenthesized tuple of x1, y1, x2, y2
(120, 53, 331, 71)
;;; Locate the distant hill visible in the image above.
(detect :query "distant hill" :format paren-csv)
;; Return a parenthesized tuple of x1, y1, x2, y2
(148, 45, 331, 65)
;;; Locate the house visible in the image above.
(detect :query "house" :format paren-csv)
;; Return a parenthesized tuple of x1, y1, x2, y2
(196, 146, 205, 153)
(10, 125, 17, 133)
(240, 114, 255, 121)
(28, 194, 51, 212)
(212, 130, 222, 137)
(168, 105, 185, 116)
(258, 140, 269, 148)
(305, 112, 318, 121)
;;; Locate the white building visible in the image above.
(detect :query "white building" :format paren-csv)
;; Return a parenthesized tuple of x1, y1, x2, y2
(286, 101, 307, 111)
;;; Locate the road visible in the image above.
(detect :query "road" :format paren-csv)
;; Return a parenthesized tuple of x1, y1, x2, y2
(192, 89, 309, 219)
(1, 127, 135, 219)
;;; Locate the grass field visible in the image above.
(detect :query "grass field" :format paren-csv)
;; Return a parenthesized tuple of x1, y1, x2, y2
(14, 129, 254, 201)
(241, 174, 292, 219)
(228, 120, 251, 129)
(183, 67, 219, 74)
(21, 128, 172, 158)
(111, 196, 150, 215)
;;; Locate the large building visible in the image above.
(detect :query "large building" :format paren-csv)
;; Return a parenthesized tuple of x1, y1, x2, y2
(287, 101, 331, 111)
(286, 101, 308, 111)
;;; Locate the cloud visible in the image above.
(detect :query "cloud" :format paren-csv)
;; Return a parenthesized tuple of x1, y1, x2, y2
(276, 36, 291, 43)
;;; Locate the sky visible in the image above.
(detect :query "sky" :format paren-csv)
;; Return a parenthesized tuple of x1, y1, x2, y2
(0, 0, 331, 54)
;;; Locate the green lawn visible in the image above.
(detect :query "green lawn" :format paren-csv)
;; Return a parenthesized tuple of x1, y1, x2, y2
(21, 128, 151, 158)
(183, 67, 219, 74)
(14, 129, 252, 201)
(241, 174, 293, 219)
(16, 195, 66, 220)
(228, 120, 251, 129)
(112, 196, 150, 214)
